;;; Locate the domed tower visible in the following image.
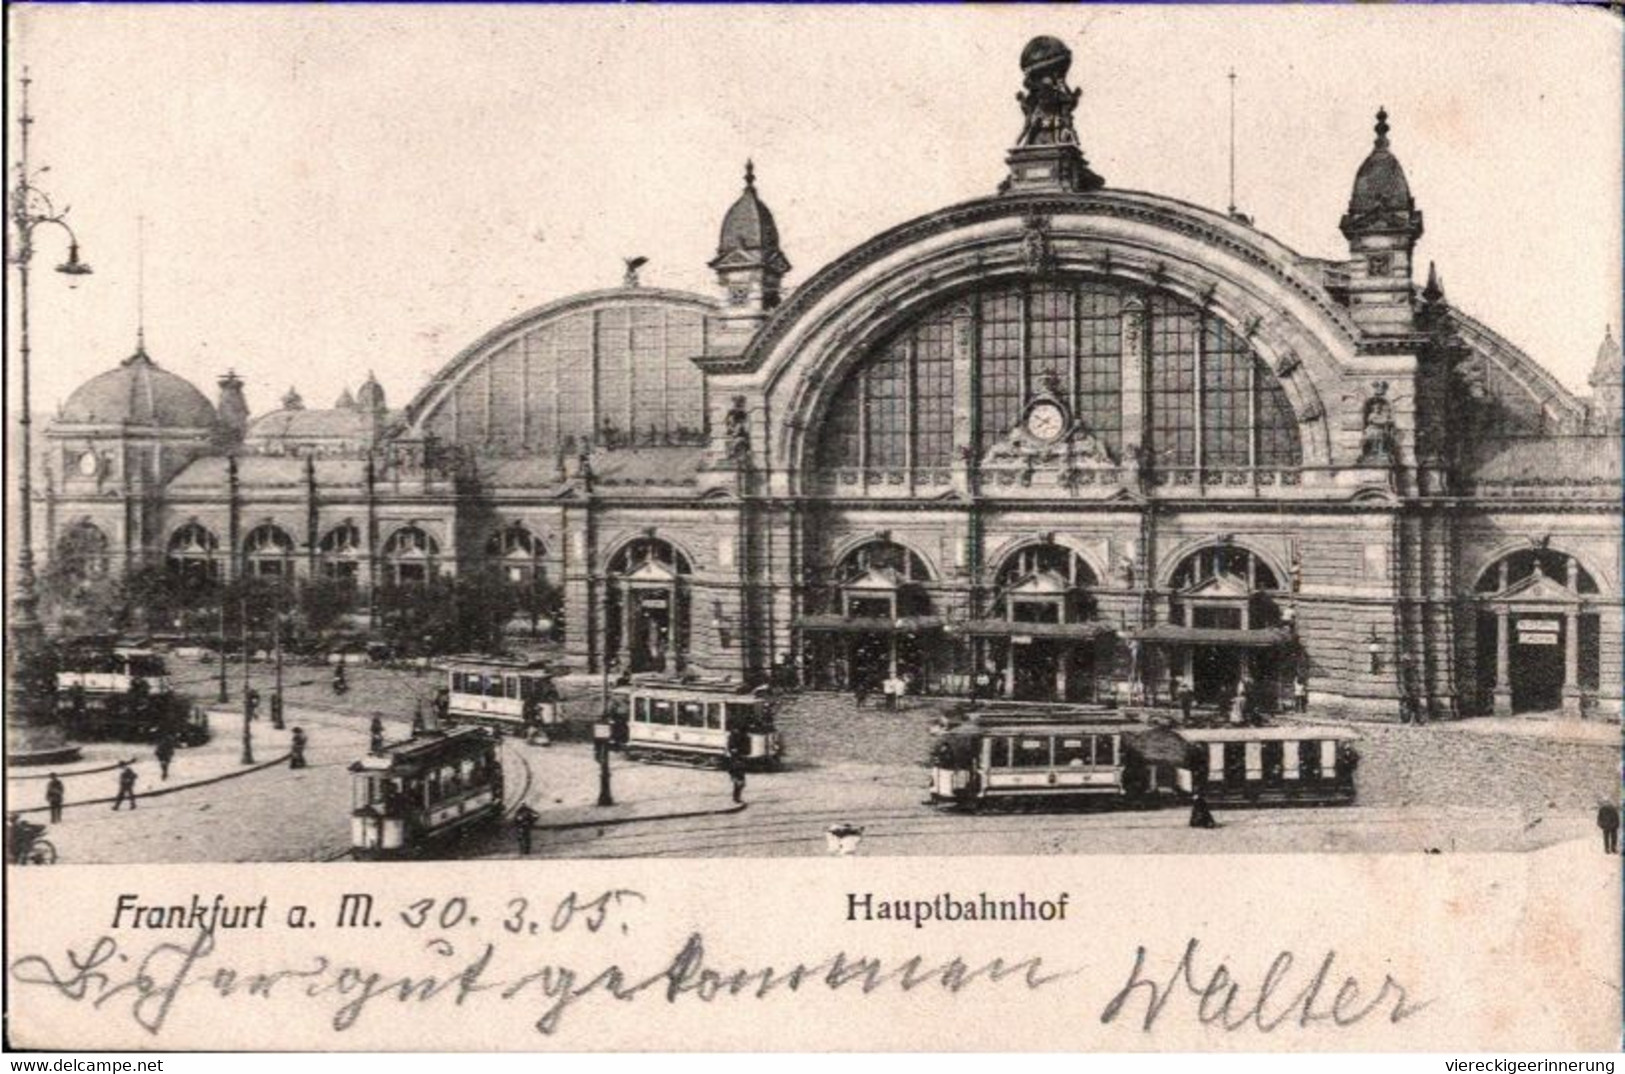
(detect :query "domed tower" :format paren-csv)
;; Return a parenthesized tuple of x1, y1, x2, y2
(708, 161, 791, 330)
(216, 370, 251, 447)
(1587, 326, 1623, 433)
(45, 343, 220, 574)
(356, 371, 387, 414)
(1339, 108, 1425, 334)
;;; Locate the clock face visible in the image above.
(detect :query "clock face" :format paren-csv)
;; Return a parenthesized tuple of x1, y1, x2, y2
(1025, 401, 1066, 442)
(77, 451, 100, 477)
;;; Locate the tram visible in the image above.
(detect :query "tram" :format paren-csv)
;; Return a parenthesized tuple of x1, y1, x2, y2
(442, 656, 560, 733)
(349, 726, 505, 859)
(1174, 725, 1360, 806)
(928, 708, 1152, 810)
(607, 677, 782, 768)
(54, 643, 204, 743)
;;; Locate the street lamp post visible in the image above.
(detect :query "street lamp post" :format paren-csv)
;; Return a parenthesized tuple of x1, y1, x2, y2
(216, 589, 230, 703)
(240, 585, 255, 764)
(7, 69, 92, 764)
(271, 587, 286, 730)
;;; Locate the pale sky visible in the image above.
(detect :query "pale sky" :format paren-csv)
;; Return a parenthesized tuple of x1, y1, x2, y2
(8, 5, 1622, 416)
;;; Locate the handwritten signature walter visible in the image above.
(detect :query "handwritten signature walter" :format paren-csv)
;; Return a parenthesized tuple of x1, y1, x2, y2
(9, 931, 1425, 1040)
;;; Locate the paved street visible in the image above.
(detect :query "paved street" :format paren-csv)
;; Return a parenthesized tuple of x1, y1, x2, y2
(6, 665, 1619, 863)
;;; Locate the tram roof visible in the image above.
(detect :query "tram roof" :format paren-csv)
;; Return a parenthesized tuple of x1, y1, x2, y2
(960, 702, 1136, 723)
(614, 676, 763, 697)
(1176, 724, 1360, 743)
(440, 654, 554, 673)
(943, 721, 1132, 736)
(350, 727, 497, 774)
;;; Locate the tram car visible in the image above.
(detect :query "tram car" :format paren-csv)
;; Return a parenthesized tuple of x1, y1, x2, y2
(442, 656, 561, 733)
(607, 677, 782, 768)
(54, 643, 203, 743)
(349, 726, 505, 859)
(928, 707, 1155, 810)
(1174, 725, 1360, 807)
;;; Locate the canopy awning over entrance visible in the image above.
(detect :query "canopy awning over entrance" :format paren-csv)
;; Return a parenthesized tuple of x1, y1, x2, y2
(796, 614, 944, 634)
(963, 620, 1114, 640)
(1130, 624, 1293, 648)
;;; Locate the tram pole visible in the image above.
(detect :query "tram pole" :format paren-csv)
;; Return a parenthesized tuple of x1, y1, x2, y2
(240, 586, 255, 765)
(596, 656, 615, 807)
(216, 595, 229, 703)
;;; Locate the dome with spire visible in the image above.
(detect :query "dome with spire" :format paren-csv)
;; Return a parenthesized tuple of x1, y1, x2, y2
(713, 161, 788, 266)
(1590, 326, 1622, 388)
(58, 346, 218, 429)
(1340, 108, 1424, 240)
(281, 386, 306, 411)
(355, 371, 387, 412)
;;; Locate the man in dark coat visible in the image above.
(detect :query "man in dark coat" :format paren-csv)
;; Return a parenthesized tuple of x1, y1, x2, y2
(45, 774, 65, 823)
(155, 736, 176, 781)
(1597, 800, 1619, 854)
(1188, 791, 1216, 829)
(112, 762, 138, 811)
(369, 715, 386, 754)
(727, 754, 747, 804)
(289, 727, 308, 769)
(512, 804, 539, 856)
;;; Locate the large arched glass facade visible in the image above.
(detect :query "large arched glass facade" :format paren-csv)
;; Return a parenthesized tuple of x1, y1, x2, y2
(812, 279, 1300, 479)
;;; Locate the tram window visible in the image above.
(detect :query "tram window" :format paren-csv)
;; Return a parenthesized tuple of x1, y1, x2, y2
(634, 697, 648, 722)
(127, 655, 165, 677)
(451, 673, 466, 693)
(1283, 741, 1301, 779)
(1054, 736, 1092, 766)
(1013, 737, 1051, 767)
(1223, 743, 1246, 785)
(1096, 736, 1116, 766)
(1297, 740, 1318, 778)
(705, 703, 722, 729)
(989, 737, 1012, 768)
(505, 676, 520, 700)
(1319, 740, 1337, 777)
(678, 701, 705, 728)
(651, 700, 675, 725)
(1262, 742, 1284, 784)
(486, 676, 504, 698)
(460, 758, 476, 783)
(726, 703, 756, 729)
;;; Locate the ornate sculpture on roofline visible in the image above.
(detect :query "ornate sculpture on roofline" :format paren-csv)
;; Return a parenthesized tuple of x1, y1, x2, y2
(1001, 36, 1105, 195)
(724, 396, 751, 464)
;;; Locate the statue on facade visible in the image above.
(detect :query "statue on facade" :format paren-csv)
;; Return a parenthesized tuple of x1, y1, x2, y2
(1015, 36, 1082, 148)
(724, 396, 751, 463)
(1359, 381, 1397, 464)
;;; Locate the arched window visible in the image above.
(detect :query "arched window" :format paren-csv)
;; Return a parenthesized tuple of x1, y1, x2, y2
(1168, 544, 1282, 630)
(318, 522, 363, 586)
(382, 526, 440, 586)
(487, 524, 547, 586)
(991, 544, 1096, 624)
(166, 523, 221, 581)
(51, 522, 110, 593)
(605, 537, 691, 673)
(1475, 548, 1598, 595)
(812, 279, 1301, 482)
(832, 540, 933, 621)
(243, 524, 297, 580)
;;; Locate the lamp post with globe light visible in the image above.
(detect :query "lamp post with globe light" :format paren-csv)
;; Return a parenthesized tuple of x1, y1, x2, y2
(8, 69, 92, 765)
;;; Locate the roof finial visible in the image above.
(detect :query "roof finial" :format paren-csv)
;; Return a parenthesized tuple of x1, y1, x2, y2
(1227, 69, 1237, 217)
(1422, 261, 1444, 304)
(744, 159, 755, 189)
(1374, 107, 1390, 149)
(135, 214, 147, 354)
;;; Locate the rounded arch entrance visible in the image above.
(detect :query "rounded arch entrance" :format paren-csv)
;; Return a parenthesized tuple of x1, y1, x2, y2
(973, 541, 1111, 702)
(1149, 541, 1296, 712)
(604, 536, 693, 674)
(800, 537, 941, 697)
(1472, 547, 1600, 716)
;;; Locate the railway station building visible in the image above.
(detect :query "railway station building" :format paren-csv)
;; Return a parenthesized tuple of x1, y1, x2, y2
(36, 37, 1622, 720)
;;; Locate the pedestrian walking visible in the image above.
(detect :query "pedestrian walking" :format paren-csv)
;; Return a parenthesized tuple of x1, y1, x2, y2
(155, 736, 176, 781)
(246, 687, 261, 722)
(1597, 800, 1619, 854)
(289, 727, 308, 769)
(1189, 791, 1217, 829)
(369, 715, 385, 753)
(727, 754, 747, 804)
(512, 804, 539, 856)
(45, 774, 64, 823)
(112, 762, 138, 811)
(1293, 676, 1309, 714)
(332, 663, 349, 695)
(1177, 676, 1195, 723)
(853, 679, 869, 710)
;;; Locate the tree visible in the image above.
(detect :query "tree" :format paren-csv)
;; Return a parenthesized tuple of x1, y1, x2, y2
(296, 576, 358, 642)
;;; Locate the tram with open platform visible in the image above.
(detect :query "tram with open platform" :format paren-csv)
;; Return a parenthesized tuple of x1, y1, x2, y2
(349, 726, 505, 859)
(1174, 725, 1360, 806)
(442, 656, 560, 734)
(607, 677, 782, 768)
(54, 642, 205, 744)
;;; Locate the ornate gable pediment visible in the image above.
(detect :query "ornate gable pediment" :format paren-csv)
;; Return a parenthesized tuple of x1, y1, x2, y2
(1180, 572, 1253, 600)
(1486, 571, 1579, 605)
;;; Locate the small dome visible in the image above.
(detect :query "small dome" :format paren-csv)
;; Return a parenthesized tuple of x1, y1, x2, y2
(1590, 326, 1622, 388)
(1347, 109, 1413, 216)
(717, 160, 781, 256)
(356, 371, 386, 412)
(59, 347, 217, 429)
(281, 386, 305, 411)
(335, 387, 357, 410)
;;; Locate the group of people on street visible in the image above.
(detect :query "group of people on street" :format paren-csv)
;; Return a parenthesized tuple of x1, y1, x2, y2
(853, 673, 912, 711)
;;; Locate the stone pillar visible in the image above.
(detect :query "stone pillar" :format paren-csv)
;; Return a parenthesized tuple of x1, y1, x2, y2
(1562, 607, 1582, 718)
(1492, 607, 1512, 716)
(1119, 297, 1147, 461)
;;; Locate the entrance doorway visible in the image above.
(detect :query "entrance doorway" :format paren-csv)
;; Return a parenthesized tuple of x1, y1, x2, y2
(1193, 646, 1240, 703)
(629, 591, 671, 673)
(849, 633, 889, 693)
(1510, 615, 1564, 713)
(1012, 639, 1060, 700)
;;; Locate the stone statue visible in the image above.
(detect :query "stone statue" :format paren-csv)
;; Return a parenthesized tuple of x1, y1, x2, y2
(724, 396, 751, 462)
(1359, 382, 1396, 464)
(1015, 36, 1082, 148)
